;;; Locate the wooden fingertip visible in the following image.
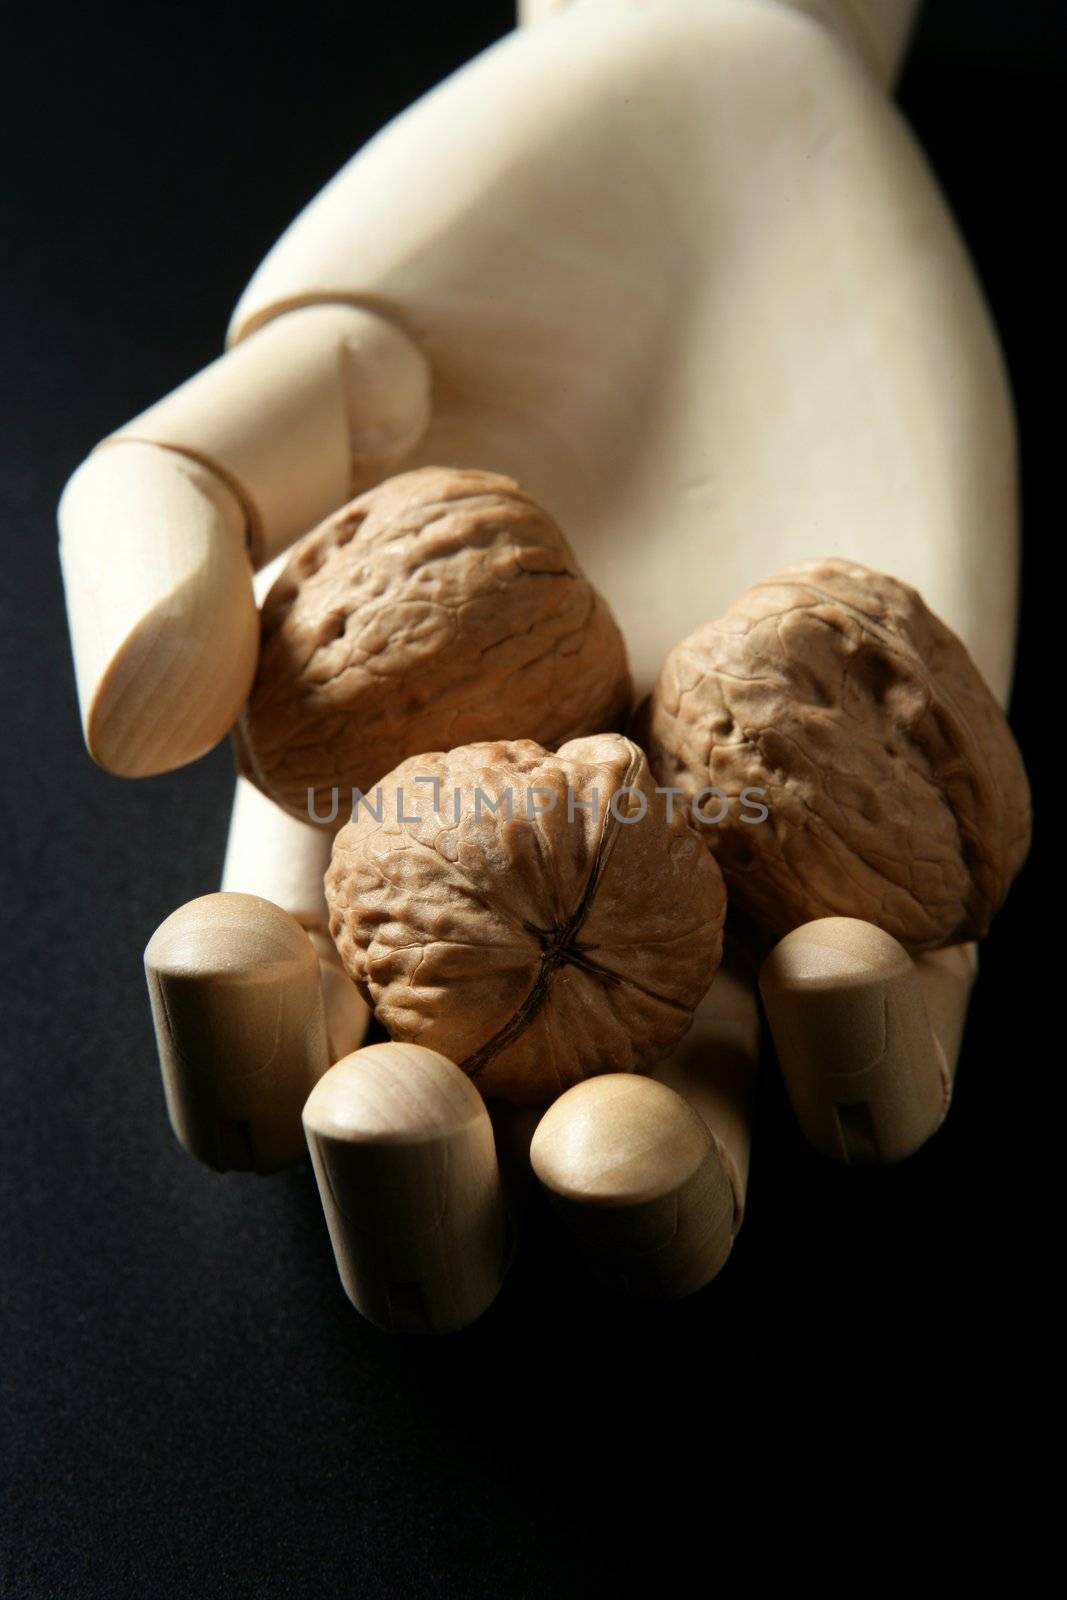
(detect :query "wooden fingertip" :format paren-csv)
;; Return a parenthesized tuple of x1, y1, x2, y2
(302, 1043, 507, 1334)
(144, 892, 330, 1174)
(759, 917, 973, 1165)
(530, 1074, 739, 1299)
(59, 304, 431, 779)
(60, 444, 259, 777)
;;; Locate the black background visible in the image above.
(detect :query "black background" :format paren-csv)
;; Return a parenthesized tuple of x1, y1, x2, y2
(1, 3, 1056, 1594)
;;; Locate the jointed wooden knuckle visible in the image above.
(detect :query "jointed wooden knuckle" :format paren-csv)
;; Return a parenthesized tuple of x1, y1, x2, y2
(114, 304, 431, 567)
(144, 892, 331, 1174)
(58, 305, 431, 779)
(302, 1044, 508, 1334)
(759, 917, 976, 1166)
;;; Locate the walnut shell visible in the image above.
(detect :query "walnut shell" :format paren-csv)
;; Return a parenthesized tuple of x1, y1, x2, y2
(638, 558, 1031, 953)
(325, 735, 726, 1106)
(236, 467, 631, 821)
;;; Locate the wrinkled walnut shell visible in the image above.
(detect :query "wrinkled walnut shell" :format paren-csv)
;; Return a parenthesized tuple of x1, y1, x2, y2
(236, 467, 631, 821)
(325, 735, 726, 1106)
(637, 558, 1031, 952)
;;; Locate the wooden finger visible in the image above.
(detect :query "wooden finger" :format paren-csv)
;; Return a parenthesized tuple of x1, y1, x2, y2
(308, 930, 372, 1065)
(759, 916, 976, 1165)
(914, 940, 978, 1078)
(302, 1043, 508, 1334)
(650, 964, 758, 1233)
(115, 303, 430, 565)
(59, 444, 258, 778)
(222, 775, 333, 929)
(144, 892, 330, 1174)
(59, 304, 430, 778)
(221, 776, 369, 1062)
(530, 1073, 738, 1300)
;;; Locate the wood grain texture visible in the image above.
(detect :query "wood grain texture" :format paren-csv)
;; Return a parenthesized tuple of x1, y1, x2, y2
(303, 1043, 507, 1333)
(59, 443, 258, 777)
(145, 892, 330, 1174)
(759, 916, 976, 1164)
(115, 303, 431, 567)
(530, 1073, 739, 1298)
(59, 306, 430, 777)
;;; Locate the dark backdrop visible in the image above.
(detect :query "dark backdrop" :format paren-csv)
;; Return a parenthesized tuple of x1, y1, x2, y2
(1, 3, 1056, 1594)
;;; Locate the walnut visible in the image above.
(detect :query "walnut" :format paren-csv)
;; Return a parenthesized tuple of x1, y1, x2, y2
(235, 467, 632, 821)
(637, 558, 1031, 953)
(324, 735, 726, 1106)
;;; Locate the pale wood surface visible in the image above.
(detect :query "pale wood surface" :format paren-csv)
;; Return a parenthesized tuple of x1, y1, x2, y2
(759, 916, 976, 1164)
(914, 941, 979, 1075)
(651, 965, 758, 1225)
(778, 0, 921, 82)
(516, 0, 571, 28)
(307, 930, 372, 1064)
(144, 892, 330, 1174)
(230, 0, 1016, 705)
(221, 778, 370, 1060)
(221, 776, 334, 931)
(530, 1073, 740, 1297)
(115, 302, 431, 568)
(59, 444, 257, 777)
(303, 1043, 507, 1333)
(521, 1, 923, 87)
(59, 306, 429, 778)
(526, 964, 760, 1296)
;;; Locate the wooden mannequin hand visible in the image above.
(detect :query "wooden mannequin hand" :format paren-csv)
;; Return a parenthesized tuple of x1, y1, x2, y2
(68, 0, 1019, 1328)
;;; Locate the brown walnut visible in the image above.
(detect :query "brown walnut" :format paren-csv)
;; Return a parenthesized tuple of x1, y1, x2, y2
(325, 735, 727, 1106)
(637, 558, 1031, 953)
(236, 467, 632, 821)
